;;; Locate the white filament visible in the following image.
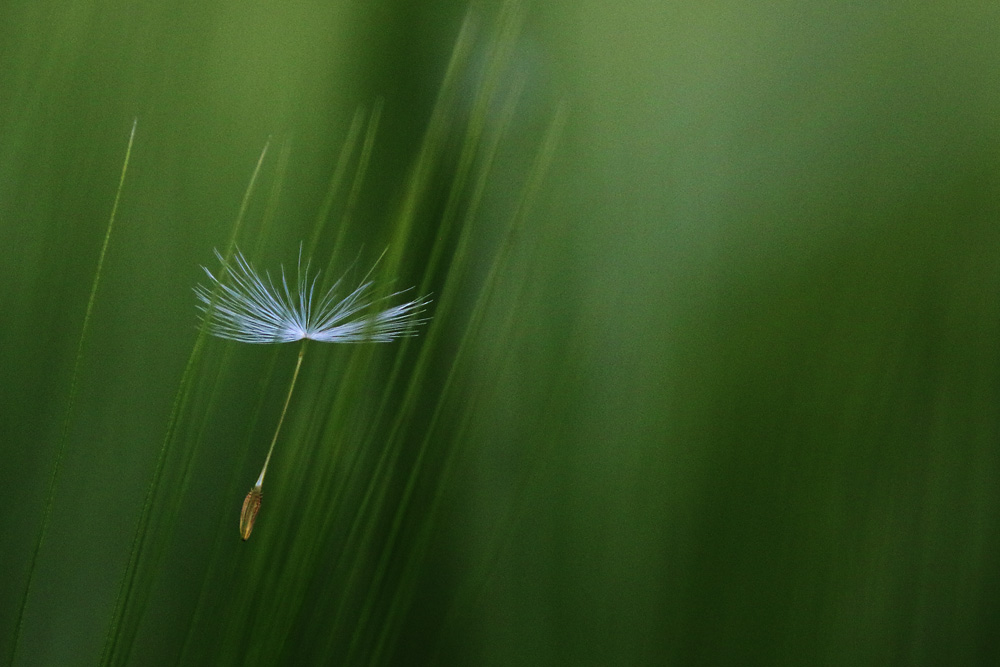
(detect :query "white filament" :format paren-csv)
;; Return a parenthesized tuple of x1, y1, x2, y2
(195, 248, 429, 344)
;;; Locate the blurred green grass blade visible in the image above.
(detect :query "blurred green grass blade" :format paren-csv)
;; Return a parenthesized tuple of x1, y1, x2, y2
(175, 345, 282, 664)
(371, 101, 567, 664)
(310, 103, 375, 264)
(414, 2, 526, 300)
(378, 8, 479, 276)
(100, 143, 273, 666)
(10, 118, 136, 665)
(345, 69, 526, 667)
(253, 138, 293, 257)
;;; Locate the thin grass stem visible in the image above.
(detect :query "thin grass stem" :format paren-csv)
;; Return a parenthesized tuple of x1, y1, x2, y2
(10, 118, 136, 665)
(175, 344, 282, 664)
(101, 141, 270, 666)
(373, 104, 566, 662)
(308, 106, 366, 258)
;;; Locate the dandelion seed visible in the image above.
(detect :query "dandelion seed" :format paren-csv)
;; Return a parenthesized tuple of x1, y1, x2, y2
(195, 246, 430, 540)
(195, 248, 428, 344)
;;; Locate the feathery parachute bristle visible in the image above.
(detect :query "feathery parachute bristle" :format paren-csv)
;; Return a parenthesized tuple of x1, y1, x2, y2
(195, 248, 430, 344)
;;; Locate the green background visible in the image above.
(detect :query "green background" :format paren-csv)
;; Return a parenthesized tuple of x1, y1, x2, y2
(3, 1, 1000, 664)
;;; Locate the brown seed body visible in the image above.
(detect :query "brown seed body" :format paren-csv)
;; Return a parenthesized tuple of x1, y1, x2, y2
(240, 486, 263, 540)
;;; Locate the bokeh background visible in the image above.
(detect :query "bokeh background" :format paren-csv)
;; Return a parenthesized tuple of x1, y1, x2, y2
(3, 1, 1000, 665)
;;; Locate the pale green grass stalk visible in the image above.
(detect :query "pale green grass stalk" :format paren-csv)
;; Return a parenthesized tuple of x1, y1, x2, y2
(308, 104, 369, 260)
(177, 117, 374, 663)
(344, 81, 524, 667)
(219, 112, 390, 658)
(243, 12, 516, 658)
(106, 4, 534, 662)
(174, 345, 282, 663)
(329, 10, 528, 657)
(183, 239, 428, 663)
(378, 9, 478, 275)
(204, 238, 429, 661)
(173, 118, 379, 663)
(101, 141, 270, 667)
(358, 1, 524, 455)
(224, 308, 395, 660)
(10, 118, 136, 666)
(253, 138, 293, 257)
(322, 100, 383, 279)
(373, 103, 567, 663)
(413, 0, 526, 297)
(108, 142, 289, 663)
(261, 7, 537, 658)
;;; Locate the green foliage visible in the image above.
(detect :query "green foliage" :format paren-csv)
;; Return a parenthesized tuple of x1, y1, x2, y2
(4, 1, 1000, 665)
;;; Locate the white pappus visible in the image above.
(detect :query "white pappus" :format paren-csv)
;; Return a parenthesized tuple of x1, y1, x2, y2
(194, 247, 429, 344)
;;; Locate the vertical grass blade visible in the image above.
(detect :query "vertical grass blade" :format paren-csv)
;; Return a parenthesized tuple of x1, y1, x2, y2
(9, 118, 136, 665)
(100, 141, 271, 667)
